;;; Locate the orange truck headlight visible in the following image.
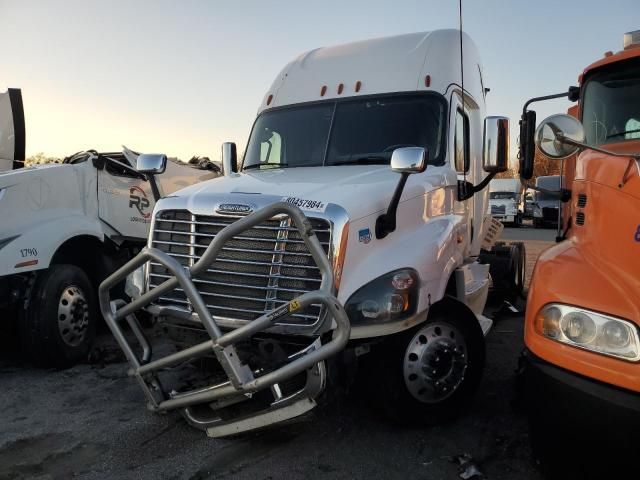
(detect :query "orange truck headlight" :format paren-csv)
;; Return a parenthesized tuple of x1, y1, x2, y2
(536, 304, 640, 362)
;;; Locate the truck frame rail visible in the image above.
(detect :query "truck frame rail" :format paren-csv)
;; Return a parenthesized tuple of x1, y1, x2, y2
(98, 202, 350, 436)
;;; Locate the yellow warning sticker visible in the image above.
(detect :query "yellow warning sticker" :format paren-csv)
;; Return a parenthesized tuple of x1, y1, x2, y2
(289, 299, 301, 312)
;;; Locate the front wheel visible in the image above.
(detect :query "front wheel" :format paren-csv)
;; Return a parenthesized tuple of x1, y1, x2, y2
(513, 213, 523, 228)
(366, 305, 486, 425)
(20, 264, 96, 368)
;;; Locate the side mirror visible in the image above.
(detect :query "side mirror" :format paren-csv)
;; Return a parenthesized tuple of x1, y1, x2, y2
(519, 110, 536, 180)
(222, 142, 238, 176)
(137, 153, 167, 174)
(390, 146, 427, 173)
(483, 116, 509, 173)
(535, 114, 585, 160)
(376, 147, 427, 239)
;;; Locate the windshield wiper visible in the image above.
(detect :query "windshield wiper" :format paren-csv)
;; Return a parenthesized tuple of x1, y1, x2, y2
(243, 163, 290, 170)
(329, 156, 388, 166)
(606, 128, 640, 139)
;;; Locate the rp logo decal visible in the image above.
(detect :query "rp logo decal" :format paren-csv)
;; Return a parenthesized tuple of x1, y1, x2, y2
(129, 186, 151, 219)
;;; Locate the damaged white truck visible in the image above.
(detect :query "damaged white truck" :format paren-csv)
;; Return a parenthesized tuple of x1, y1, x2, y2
(100, 30, 513, 436)
(0, 88, 219, 366)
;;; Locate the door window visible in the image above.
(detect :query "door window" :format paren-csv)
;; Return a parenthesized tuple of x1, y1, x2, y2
(454, 108, 470, 173)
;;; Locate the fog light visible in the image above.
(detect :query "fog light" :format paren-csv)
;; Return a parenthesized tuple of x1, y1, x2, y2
(561, 312, 596, 344)
(603, 320, 630, 348)
(361, 300, 380, 319)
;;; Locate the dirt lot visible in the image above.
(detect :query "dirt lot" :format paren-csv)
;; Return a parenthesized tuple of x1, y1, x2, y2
(0, 230, 553, 480)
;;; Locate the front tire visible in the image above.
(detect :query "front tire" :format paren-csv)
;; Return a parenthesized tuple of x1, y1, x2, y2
(20, 264, 96, 368)
(514, 213, 523, 228)
(367, 304, 486, 425)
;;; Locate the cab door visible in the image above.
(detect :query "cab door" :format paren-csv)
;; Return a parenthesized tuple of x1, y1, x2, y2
(0, 88, 25, 172)
(97, 156, 155, 241)
(450, 92, 474, 256)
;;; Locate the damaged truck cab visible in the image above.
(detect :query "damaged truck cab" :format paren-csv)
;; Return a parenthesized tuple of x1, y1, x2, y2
(101, 30, 510, 436)
(0, 88, 219, 367)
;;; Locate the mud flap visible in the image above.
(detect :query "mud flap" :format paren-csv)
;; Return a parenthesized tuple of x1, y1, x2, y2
(0, 88, 26, 171)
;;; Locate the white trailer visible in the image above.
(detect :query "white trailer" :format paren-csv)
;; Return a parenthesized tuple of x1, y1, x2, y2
(0, 88, 220, 367)
(101, 30, 513, 436)
(487, 178, 524, 226)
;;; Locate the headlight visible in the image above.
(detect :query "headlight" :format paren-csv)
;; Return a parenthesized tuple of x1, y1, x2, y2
(345, 269, 419, 325)
(537, 304, 640, 361)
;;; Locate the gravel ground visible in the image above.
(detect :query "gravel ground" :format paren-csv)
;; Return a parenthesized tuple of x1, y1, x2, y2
(0, 310, 539, 480)
(0, 232, 550, 480)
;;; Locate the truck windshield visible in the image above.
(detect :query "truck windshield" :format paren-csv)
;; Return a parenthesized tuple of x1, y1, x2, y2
(582, 59, 640, 146)
(490, 192, 516, 200)
(243, 94, 446, 170)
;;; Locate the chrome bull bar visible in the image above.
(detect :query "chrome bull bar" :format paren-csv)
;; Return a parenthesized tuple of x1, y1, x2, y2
(98, 202, 350, 431)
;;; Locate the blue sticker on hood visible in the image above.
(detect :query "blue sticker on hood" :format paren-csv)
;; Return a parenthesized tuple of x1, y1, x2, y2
(358, 228, 372, 244)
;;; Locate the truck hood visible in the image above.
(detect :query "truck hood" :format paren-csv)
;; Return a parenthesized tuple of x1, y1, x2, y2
(166, 165, 454, 220)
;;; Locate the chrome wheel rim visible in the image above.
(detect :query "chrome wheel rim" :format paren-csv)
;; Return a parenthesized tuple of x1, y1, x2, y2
(403, 322, 467, 403)
(57, 285, 89, 347)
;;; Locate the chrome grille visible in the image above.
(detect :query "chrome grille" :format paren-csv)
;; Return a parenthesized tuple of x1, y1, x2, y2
(491, 205, 506, 215)
(148, 210, 332, 327)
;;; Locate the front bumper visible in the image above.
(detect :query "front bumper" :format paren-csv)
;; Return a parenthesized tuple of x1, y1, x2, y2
(522, 349, 640, 476)
(491, 214, 515, 223)
(523, 348, 640, 427)
(98, 202, 351, 436)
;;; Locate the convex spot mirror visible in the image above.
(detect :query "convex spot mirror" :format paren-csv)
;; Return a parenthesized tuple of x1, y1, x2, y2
(483, 116, 509, 173)
(137, 153, 167, 174)
(535, 114, 585, 160)
(390, 147, 427, 174)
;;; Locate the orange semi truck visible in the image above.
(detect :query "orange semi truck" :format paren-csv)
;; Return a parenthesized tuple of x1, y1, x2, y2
(518, 31, 640, 477)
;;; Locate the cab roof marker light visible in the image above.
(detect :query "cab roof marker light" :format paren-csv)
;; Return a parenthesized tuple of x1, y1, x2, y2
(337, 83, 344, 95)
(320, 85, 327, 97)
(424, 75, 431, 87)
(355, 81, 362, 92)
(266, 94, 273, 105)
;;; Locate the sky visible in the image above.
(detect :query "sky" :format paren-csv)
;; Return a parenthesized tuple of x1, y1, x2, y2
(1, 0, 638, 165)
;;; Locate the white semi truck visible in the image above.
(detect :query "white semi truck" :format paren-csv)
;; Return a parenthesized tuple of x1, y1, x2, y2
(0, 88, 220, 367)
(487, 178, 524, 226)
(100, 30, 512, 436)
